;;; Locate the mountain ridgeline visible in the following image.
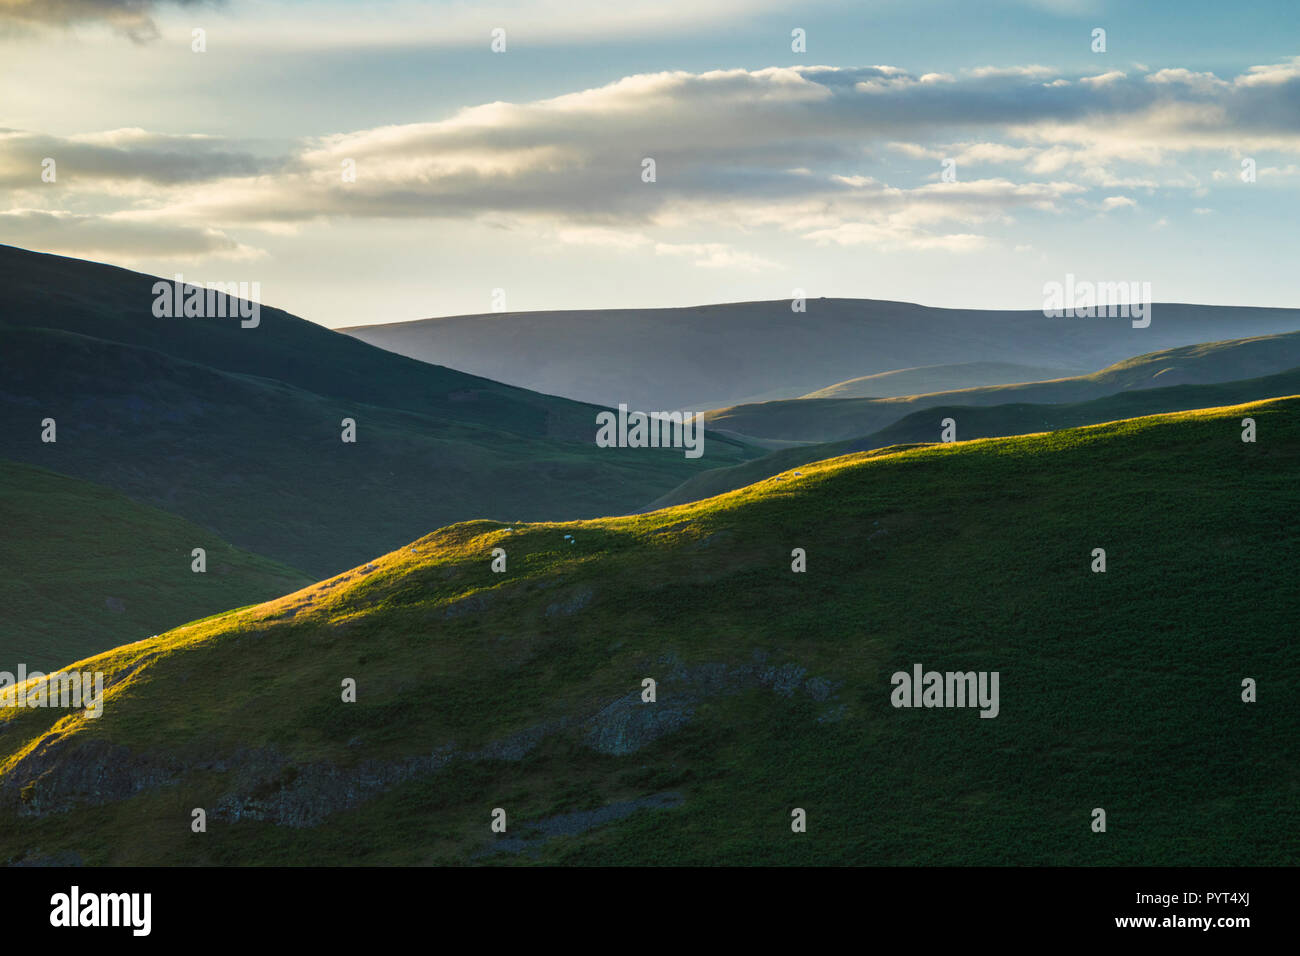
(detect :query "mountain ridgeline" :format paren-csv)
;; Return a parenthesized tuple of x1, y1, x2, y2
(0, 245, 759, 586)
(647, 334, 1300, 509)
(705, 330, 1300, 443)
(343, 299, 1300, 410)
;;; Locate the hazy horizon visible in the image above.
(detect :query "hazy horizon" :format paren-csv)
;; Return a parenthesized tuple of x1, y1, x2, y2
(3, 0, 1300, 328)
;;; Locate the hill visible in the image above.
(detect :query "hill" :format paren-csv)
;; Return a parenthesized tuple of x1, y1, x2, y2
(0, 246, 758, 579)
(650, 362, 1300, 508)
(707, 331, 1300, 443)
(341, 299, 1300, 410)
(800, 361, 1087, 399)
(0, 460, 311, 671)
(1, 397, 1294, 865)
(851, 365, 1300, 452)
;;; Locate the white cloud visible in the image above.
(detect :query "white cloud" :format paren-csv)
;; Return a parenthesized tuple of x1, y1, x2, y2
(11, 58, 1300, 259)
(0, 208, 263, 261)
(652, 242, 778, 272)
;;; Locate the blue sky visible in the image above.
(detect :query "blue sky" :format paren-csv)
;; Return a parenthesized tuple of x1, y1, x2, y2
(2, 0, 1298, 326)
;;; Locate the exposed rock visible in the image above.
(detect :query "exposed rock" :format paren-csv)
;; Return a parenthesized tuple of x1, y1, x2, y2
(2, 651, 837, 832)
(583, 693, 694, 756)
(3, 735, 183, 816)
(441, 591, 493, 620)
(480, 791, 684, 856)
(211, 747, 457, 828)
(581, 656, 841, 755)
(544, 586, 594, 617)
(7, 849, 83, 867)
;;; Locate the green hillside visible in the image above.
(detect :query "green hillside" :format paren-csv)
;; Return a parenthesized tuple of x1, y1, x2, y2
(649, 363, 1300, 509)
(708, 331, 1300, 442)
(1, 398, 1294, 865)
(0, 246, 758, 578)
(852, 365, 1300, 452)
(800, 361, 1087, 399)
(0, 460, 311, 672)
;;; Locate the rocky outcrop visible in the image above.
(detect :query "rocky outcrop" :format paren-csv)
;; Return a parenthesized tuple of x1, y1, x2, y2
(1, 652, 839, 830)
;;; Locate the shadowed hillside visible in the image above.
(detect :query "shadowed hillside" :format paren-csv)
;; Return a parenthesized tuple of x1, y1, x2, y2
(0, 460, 312, 672)
(0, 246, 758, 579)
(1, 398, 1293, 865)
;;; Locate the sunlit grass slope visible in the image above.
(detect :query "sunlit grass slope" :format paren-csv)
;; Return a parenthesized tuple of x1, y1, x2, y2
(651, 364, 1300, 508)
(1, 398, 1295, 865)
(800, 361, 1088, 399)
(708, 331, 1300, 443)
(0, 460, 312, 671)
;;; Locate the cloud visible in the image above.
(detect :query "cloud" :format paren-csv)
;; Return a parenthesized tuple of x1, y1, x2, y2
(0, 128, 274, 189)
(967, 64, 1056, 79)
(1078, 71, 1127, 87)
(0, 209, 262, 260)
(10, 58, 1300, 258)
(0, 0, 222, 43)
(551, 227, 777, 272)
(652, 241, 778, 272)
(33, 0, 797, 51)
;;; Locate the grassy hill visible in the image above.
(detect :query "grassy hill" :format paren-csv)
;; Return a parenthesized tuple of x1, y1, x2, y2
(0, 246, 758, 579)
(707, 331, 1300, 443)
(342, 298, 1300, 410)
(650, 362, 1300, 509)
(0, 460, 311, 672)
(851, 365, 1300, 452)
(800, 361, 1087, 399)
(1, 398, 1293, 865)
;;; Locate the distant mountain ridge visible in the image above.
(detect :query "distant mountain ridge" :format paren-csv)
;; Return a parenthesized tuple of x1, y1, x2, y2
(704, 330, 1300, 443)
(342, 298, 1300, 409)
(648, 341, 1300, 508)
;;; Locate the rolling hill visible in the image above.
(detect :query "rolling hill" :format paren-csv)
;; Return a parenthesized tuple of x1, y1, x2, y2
(706, 330, 1300, 443)
(649, 362, 1300, 509)
(849, 365, 1300, 452)
(0, 246, 758, 580)
(0, 460, 312, 672)
(799, 361, 1088, 399)
(341, 299, 1300, 410)
(1, 397, 1293, 865)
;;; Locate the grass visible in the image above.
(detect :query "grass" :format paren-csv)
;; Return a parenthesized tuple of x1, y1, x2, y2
(707, 330, 1300, 442)
(650, 363, 1300, 508)
(0, 460, 312, 671)
(799, 361, 1089, 399)
(0, 397, 1294, 865)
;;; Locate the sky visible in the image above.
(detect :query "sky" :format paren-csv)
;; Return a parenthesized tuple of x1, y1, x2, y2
(2, 0, 1298, 328)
